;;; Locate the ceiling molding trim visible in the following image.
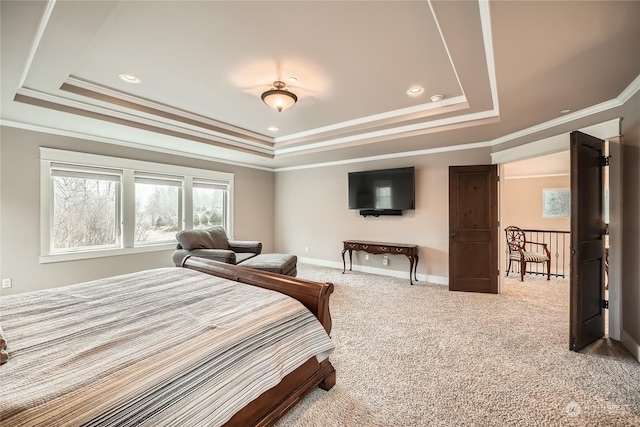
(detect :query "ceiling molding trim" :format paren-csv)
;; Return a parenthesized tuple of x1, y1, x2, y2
(491, 118, 620, 165)
(490, 75, 640, 148)
(427, 0, 465, 98)
(274, 95, 468, 144)
(504, 173, 569, 180)
(15, 88, 273, 156)
(0, 119, 275, 172)
(477, 0, 500, 113)
(63, 76, 273, 145)
(491, 133, 569, 165)
(274, 140, 491, 172)
(618, 73, 640, 104)
(16, 0, 56, 89)
(275, 108, 499, 156)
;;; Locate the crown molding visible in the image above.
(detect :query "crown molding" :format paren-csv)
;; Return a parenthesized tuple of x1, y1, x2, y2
(504, 173, 569, 180)
(0, 119, 275, 172)
(491, 74, 638, 149)
(14, 88, 274, 156)
(274, 108, 498, 156)
(274, 95, 468, 145)
(274, 140, 491, 172)
(63, 76, 273, 145)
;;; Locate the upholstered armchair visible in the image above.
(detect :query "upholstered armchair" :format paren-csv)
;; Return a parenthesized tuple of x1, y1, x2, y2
(505, 226, 551, 281)
(171, 226, 262, 267)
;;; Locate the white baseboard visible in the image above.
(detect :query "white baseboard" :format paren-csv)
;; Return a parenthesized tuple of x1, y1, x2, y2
(620, 329, 640, 363)
(297, 256, 449, 286)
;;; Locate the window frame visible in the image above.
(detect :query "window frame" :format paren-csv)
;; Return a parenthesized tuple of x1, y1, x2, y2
(40, 148, 234, 263)
(49, 164, 123, 253)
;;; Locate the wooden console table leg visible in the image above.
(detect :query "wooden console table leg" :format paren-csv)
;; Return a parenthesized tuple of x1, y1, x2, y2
(408, 255, 415, 285)
(406, 254, 419, 285)
(341, 249, 347, 273)
(342, 249, 354, 273)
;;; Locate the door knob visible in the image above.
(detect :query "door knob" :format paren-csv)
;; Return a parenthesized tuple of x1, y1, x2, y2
(450, 232, 456, 238)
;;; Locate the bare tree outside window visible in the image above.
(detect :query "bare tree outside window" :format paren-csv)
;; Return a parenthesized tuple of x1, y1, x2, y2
(43, 152, 235, 261)
(193, 187, 225, 230)
(135, 183, 180, 243)
(52, 176, 118, 250)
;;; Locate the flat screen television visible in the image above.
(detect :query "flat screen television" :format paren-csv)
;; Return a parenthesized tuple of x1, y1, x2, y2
(348, 167, 415, 216)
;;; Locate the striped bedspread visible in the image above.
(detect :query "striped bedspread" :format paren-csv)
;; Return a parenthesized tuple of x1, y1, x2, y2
(0, 268, 334, 426)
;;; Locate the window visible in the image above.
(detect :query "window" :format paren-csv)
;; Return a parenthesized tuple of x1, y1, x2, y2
(192, 179, 229, 231)
(135, 174, 182, 245)
(40, 148, 234, 263)
(50, 164, 121, 252)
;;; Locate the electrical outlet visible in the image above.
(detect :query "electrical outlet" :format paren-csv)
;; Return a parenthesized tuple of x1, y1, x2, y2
(382, 256, 389, 266)
(305, 246, 309, 253)
(1, 278, 12, 289)
(365, 254, 369, 261)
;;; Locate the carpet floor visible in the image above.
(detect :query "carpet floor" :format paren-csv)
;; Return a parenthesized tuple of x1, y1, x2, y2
(275, 264, 640, 427)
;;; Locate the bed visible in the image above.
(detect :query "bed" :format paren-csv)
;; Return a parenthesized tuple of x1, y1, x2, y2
(0, 256, 336, 426)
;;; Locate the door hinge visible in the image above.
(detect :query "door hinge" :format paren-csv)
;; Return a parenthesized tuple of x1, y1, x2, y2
(602, 155, 611, 166)
(497, 269, 500, 276)
(603, 300, 609, 309)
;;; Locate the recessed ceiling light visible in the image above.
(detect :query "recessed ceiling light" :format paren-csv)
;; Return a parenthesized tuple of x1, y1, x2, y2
(560, 109, 572, 114)
(118, 73, 142, 84)
(267, 126, 279, 132)
(288, 77, 297, 83)
(430, 94, 444, 102)
(407, 86, 424, 96)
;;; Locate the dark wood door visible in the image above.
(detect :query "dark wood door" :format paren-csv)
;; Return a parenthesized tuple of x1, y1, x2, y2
(449, 165, 498, 293)
(570, 131, 606, 351)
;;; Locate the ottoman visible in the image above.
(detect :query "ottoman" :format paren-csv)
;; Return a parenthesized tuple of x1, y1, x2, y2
(241, 253, 297, 277)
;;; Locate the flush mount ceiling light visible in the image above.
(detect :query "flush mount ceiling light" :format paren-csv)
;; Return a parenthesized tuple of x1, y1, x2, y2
(430, 94, 444, 102)
(407, 86, 424, 96)
(118, 73, 142, 84)
(261, 81, 297, 112)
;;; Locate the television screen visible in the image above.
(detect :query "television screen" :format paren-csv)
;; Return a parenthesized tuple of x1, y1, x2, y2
(348, 167, 415, 211)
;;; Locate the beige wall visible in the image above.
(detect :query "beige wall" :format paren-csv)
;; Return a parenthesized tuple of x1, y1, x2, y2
(274, 147, 492, 281)
(502, 175, 570, 232)
(621, 90, 640, 354)
(502, 175, 571, 275)
(0, 126, 274, 295)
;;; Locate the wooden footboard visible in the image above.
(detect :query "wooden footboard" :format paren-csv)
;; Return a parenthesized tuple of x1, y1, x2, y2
(182, 256, 336, 427)
(182, 256, 333, 334)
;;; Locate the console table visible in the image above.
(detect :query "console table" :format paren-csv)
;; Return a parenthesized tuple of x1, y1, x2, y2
(341, 240, 419, 285)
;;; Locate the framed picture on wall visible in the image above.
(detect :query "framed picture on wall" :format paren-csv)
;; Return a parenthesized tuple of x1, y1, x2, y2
(543, 188, 570, 218)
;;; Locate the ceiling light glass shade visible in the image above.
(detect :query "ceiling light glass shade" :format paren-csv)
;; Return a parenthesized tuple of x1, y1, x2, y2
(118, 73, 142, 84)
(261, 81, 297, 112)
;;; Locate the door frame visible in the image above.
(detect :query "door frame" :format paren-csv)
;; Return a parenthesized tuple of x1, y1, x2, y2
(492, 119, 621, 341)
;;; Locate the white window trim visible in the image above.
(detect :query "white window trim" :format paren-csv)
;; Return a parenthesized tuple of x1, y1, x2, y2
(40, 147, 234, 263)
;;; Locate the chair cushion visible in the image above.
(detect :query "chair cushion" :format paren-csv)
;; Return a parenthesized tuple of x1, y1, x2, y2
(510, 251, 548, 262)
(175, 227, 229, 251)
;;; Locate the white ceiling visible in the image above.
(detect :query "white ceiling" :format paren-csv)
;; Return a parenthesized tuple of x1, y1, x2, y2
(1, 1, 639, 170)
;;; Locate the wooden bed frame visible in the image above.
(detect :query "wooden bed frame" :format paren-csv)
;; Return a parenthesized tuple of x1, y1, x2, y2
(182, 256, 336, 427)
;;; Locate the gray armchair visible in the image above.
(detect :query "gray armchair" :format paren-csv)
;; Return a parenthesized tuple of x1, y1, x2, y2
(171, 226, 262, 267)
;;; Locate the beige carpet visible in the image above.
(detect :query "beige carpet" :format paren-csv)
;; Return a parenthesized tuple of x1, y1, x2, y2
(276, 264, 640, 427)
